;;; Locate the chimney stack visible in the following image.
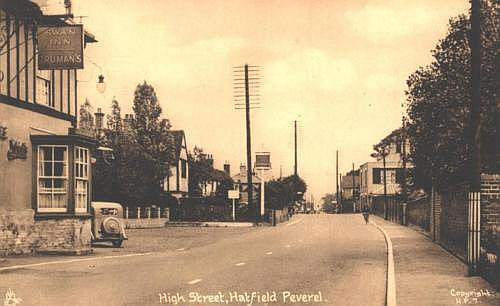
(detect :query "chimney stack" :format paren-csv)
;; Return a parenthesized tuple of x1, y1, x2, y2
(94, 107, 104, 130)
(207, 154, 214, 167)
(224, 161, 230, 176)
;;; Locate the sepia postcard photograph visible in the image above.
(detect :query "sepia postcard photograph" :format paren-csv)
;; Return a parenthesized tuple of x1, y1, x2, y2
(0, 0, 498, 305)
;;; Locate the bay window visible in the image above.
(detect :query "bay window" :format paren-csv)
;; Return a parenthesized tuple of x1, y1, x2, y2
(32, 134, 96, 216)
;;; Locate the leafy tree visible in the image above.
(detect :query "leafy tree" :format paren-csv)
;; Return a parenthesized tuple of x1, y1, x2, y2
(91, 83, 176, 207)
(265, 179, 293, 209)
(131, 82, 175, 203)
(188, 147, 214, 196)
(282, 174, 307, 202)
(405, 0, 498, 192)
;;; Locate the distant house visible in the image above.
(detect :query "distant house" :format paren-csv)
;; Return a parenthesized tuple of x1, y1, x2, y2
(198, 156, 232, 197)
(341, 171, 360, 200)
(359, 133, 411, 207)
(200, 169, 232, 197)
(163, 130, 189, 198)
(232, 164, 261, 206)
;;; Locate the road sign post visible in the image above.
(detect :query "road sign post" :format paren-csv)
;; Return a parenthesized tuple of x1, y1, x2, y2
(228, 190, 240, 222)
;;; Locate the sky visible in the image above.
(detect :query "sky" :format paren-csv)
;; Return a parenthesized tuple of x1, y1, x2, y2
(38, 0, 469, 201)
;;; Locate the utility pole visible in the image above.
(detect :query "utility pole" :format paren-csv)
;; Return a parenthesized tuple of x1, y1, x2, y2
(244, 64, 254, 221)
(339, 172, 343, 211)
(233, 64, 260, 223)
(383, 153, 388, 220)
(294, 120, 298, 176)
(336, 150, 339, 207)
(468, 0, 482, 276)
(401, 118, 408, 225)
(352, 162, 356, 212)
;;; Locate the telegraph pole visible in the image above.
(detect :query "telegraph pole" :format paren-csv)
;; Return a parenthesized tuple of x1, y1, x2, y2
(470, 0, 482, 192)
(244, 64, 254, 221)
(233, 64, 260, 223)
(294, 120, 298, 176)
(468, 0, 482, 276)
(401, 118, 408, 225)
(336, 150, 339, 207)
(352, 162, 356, 212)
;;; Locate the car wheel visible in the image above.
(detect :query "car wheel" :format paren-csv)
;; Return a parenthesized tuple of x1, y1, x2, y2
(112, 240, 123, 247)
(102, 217, 121, 234)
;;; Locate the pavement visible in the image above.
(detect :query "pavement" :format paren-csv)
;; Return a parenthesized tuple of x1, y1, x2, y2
(0, 214, 387, 306)
(372, 215, 499, 306)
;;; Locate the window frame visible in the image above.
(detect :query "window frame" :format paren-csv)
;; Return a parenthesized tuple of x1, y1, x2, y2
(181, 159, 187, 178)
(36, 73, 52, 107)
(74, 146, 89, 213)
(37, 145, 69, 213)
(372, 168, 382, 184)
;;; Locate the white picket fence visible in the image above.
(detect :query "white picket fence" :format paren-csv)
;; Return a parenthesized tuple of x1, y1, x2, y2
(124, 206, 169, 229)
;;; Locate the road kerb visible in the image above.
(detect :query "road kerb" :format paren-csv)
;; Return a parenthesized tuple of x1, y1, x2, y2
(372, 220, 397, 306)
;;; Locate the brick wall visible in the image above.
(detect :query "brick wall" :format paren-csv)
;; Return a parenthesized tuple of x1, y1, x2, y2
(0, 208, 92, 256)
(480, 174, 499, 288)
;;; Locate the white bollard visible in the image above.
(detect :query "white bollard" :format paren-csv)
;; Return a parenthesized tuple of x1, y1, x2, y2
(125, 207, 129, 219)
(158, 207, 161, 219)
(137, 207, 141, 220)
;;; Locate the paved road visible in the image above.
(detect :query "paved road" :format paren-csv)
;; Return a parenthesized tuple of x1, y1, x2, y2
(0, 214, 387, 306)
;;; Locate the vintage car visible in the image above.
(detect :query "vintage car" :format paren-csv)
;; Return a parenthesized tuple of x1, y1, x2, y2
(90, 202, 128, 247)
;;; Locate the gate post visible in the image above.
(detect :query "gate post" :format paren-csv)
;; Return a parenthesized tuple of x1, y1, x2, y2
(467, 191, 481, 276)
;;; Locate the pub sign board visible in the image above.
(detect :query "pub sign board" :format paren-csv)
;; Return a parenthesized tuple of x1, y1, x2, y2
(37, 25, 84, 70)
(255, 152, 271, 169)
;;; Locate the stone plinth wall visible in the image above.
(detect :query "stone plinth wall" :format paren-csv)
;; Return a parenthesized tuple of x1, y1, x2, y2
(0, 209, 37, 255)
(0, 208, 92, 256)
(34, 217, 92, 255)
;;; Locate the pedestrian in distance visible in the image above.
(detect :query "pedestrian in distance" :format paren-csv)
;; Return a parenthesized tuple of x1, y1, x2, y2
(362, 206, 370, 224)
